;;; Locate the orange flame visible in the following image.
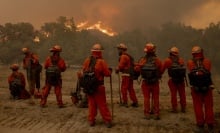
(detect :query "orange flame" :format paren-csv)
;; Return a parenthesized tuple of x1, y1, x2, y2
(77, 21, 117, 36)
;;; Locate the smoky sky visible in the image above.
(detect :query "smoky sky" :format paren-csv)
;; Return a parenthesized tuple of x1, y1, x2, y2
(0, 0, 217, 32)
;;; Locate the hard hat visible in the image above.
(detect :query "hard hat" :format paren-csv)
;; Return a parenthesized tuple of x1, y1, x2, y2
(144, 43, 156, 53)
(91, 43, 103, 51)
(192, 46, 202, 54)
(50, 45, 62, 52)
(22, 47, 29, 54)
(116, 43, 127, 50)
(10, 64, 19, 71)
(169, 46, 179, 56)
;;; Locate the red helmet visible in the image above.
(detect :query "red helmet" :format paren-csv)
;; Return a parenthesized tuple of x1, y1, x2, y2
(116, 43, 127, 50)
(144, 43, 156, 53)
(10, 64, 19, 71)
(91, 43, 103, 51)
(169, 46, 179, 56)
(22, 47, 30, 54)
(50, 45, 62, 52)
(191, 46, 202, 54)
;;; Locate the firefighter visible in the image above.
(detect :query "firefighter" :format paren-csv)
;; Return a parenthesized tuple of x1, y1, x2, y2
(115, 43, 138, 107)
(135, 43, 163, 120)
(187, 46, 215, 133)
(22, 47, 42, 97)
(163, 47, 186, 113)
(8, 64, 30, 99)
(40, 45, 66, 108)
(82, 43, 112, 128)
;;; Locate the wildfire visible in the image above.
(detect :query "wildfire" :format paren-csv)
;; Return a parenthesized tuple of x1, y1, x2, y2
(77, 21, 117, 36)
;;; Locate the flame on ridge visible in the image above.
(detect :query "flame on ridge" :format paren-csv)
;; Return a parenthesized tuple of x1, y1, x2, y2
(77, 21, 117, 36)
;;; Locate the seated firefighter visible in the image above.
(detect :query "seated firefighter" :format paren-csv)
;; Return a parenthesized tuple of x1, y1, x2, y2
(8, 64, 30, 99)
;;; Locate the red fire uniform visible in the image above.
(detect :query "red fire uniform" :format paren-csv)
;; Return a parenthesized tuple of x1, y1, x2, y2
(187, 57, 214, 127)
(23, 52, 40, 95)
(117, 53, 138, 106)
(136, 55, 163, 119)
(82, 51, 112, 126)
(40, 55, 66, 107)
(8, 71, 30, 99)
(163, 57, 186, 112)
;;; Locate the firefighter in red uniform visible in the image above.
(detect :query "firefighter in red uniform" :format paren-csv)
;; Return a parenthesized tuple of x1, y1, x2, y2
(115, 43, 138, 107)
(40, 45, 66, 108)
(8, 64, 30, 99)
(187, 46, 215, 133)
(22, 48, 41, 96)
(135, 43, 163, 120)
(82, 44, 112, 128)
(163, 47, 186, 113)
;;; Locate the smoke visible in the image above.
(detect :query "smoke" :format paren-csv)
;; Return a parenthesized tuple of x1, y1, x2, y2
(0, 0, 218, 32)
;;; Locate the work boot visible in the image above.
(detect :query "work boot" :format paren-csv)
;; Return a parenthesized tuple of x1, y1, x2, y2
(181, 107, 186, 113)
(153, 115, 160, 120)
(145, 114, 151, 120)
(120, 102, 128, 108)
(171, 108, 178, 113)
(193, 125, 205, 133)
(89, 121, 95, 127)
(131, 102, 139, 108)
(207, 124, 214, 133)
(105, 122, 112, 128)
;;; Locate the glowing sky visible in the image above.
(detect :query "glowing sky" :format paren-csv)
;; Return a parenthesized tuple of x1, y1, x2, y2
(0, 0, 219, 31)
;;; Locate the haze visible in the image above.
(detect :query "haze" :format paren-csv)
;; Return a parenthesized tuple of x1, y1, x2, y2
(0, 0, 220, 32)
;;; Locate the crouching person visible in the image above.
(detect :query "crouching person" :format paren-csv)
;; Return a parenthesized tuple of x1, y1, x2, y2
(40, 45, 66, 108)
(81, 44, 112, 128)
(8, 64, 30, 99)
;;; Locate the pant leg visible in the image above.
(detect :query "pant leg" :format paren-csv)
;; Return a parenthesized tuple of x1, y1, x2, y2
(128, 78, 138, 103)
(191, 88, 205, 126)
(204, 89, 214, 125)
(121, 76, 129, 103)
(95, 85, 112, 123)
(152, 82, 160, 116)
(142, 80, 151, 116)
(168, 79, 178, 110)
(177, 82, 186, 110)
(40, 85, 51, 106)
(88, 94, 97, 122)
(54, 84, 63, 106)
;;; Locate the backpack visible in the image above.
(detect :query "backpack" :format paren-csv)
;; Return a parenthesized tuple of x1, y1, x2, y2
(80, 56, 99, 95)
(46, 57, 61, 85)
(141, 55, 159, 84)
(168, 57, 186, 83)
(123, 53, 140, 80)
(10, 73, 23, 98)
(188, 59, 212, 93)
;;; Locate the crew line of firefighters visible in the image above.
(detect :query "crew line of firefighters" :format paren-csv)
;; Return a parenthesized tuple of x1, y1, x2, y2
(7, 43, 215, 132)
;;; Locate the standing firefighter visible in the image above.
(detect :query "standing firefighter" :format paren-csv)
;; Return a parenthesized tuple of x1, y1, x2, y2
(8, 64, 30, 99)
(115, 43, 138, 107)
(22, 47, 42, 96)
(163, 46, 186, 113)
(81, 43, 112, 128)
(40, 45, 66, 108)
(187, 46, 215, 133)
(135, 43, 163, 120)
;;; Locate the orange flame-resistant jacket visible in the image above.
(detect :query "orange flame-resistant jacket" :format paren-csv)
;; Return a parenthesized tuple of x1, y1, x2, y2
(163, 57, 185, 73)
(23, 53, 39, 69)
(44, 56, 66, 72)
(117, 53, 131, 73)
(82, 57, 111, 81)
(187, 57, 211, 72)
(8, 72, 26, 87)
(135, 56, 164, 77)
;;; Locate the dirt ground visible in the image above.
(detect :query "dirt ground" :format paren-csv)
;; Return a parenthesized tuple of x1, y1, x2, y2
(0, 65, 220, 133)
